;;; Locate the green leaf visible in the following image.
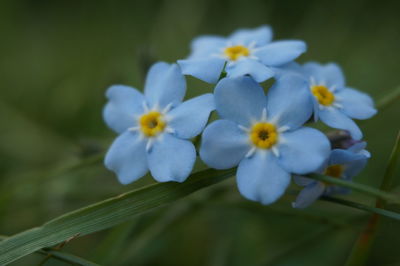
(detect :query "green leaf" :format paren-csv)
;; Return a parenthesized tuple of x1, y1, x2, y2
(0, 168, 234, 265)
(0, 235, 99, 266)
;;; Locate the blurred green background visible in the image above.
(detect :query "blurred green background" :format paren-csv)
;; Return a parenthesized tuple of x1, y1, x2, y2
(0, 0, 399, 265)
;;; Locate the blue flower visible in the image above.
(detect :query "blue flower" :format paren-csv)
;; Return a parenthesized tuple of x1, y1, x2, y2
(301, 62, 377, 140)
(177, 25, 307, 84)
(103, 62, 215, 184)
(199, 75, 330, 205)
(292, 142, 370, 209)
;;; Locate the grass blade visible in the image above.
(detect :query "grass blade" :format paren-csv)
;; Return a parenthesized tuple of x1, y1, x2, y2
(0, 235, 99, 266)
(0, 168, 234, 265)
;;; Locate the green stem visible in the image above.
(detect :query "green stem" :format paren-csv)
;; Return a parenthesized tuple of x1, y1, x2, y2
(37, 250, 100, 266)
(344, 131, 400, 266)
(376, 86, 400, 111)
(308, 174, 400, 204)
(378, 131, 400, 199)
(319, 196, 400, 221)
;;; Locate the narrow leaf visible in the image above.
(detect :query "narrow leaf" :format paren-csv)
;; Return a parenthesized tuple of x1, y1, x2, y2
(0, 235, 99, 266)
(0, 168, 234, 265)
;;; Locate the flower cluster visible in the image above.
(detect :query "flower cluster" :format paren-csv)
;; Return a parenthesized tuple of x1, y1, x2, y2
(103, 25, 376, 207)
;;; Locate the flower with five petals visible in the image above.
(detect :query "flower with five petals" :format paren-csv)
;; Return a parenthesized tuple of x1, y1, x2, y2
(104, 62, 215, 184)
(301, 62, 377, 140)
(200, 75, 330, 204)
(178, 25, 306, 84)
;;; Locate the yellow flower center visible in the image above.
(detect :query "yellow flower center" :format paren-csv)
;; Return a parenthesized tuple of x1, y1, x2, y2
(323, 164, 344, 186)
(249, 122, 278, 149)
(224, 45, 250, 61)
(139, 111, 166, 137)
(324, 164, 344, 178)
(311, 85, 335, 106)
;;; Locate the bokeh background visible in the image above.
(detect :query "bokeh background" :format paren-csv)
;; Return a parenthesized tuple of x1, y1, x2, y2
(0, 0, 399, 265)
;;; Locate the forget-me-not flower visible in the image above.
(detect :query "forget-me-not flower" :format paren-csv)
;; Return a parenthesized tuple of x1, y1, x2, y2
(178, 25, 306, 84)
(301, 62, 377, 140)
(200, 75, 330, 205)
(104, 62, 215, 184)
(292, 142, 370, 208)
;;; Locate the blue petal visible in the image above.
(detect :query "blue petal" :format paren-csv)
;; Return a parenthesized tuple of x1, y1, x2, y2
(144, 62, 186, 108)
(226, 59, 274, 82)
(278, 127, 331, 175)
(200, 120, 249, 169)
(325, 186, 351, 195)
(103, 85, 144, 134)
(311, 93, 320, 121)
(293, 175, 316, 187)
(178, 58, 226, 84)
(302, 62, 345, 89)
(319, 108, 362, 140)
(266, 74, 313, 129)
(228, 25, 273, 46)
(147, 134, 196, 182)
(254, 40, 306, 66)
(168, 94, 215, 139)
(347, 142, 369, 155)
(271, 62, 303, 78)
(329, 149, 369, 166)
(189, 35, 226, 58)
(104, 131, 148, 185)
(344, 159, 368, 178)
(292, 182, 325, 209)
(214, 76, 266, 127)
(236, 151, 291, 205)
(336, 88, 377, 119)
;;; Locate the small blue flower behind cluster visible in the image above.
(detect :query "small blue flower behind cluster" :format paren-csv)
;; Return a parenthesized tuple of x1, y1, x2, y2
(104, 62, 214, 184)
(178, 25, 306, 84)
(103, 25, 376, 207)
(292, 142, 370, 208)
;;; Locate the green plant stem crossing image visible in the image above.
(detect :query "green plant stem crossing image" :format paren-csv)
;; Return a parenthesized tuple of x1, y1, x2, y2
(0, 1, 399, 265)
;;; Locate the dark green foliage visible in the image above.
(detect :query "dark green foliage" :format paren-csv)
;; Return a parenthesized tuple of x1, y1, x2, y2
(0, 0, 399, 265)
